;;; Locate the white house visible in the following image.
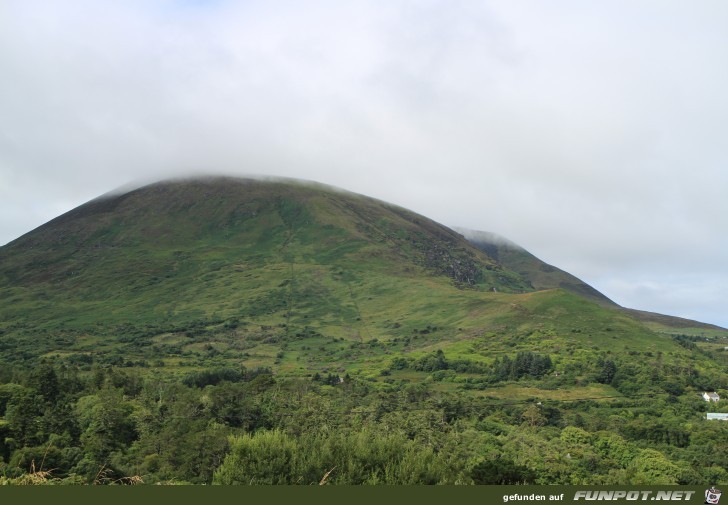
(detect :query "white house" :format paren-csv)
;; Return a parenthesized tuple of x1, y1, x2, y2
(703, 392, 720, 402)
(707, 413, 728, 421)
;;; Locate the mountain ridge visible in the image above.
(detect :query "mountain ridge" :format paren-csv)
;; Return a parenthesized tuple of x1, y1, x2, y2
(454, 227, 724, 331)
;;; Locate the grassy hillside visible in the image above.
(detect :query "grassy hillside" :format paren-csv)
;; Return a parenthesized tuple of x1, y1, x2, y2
(0, 176, 726, 485)
(1, 177, 725, 384)
(0, 178, 537, 364)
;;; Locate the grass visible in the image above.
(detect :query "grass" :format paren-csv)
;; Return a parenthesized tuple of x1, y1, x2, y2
(650, 326, 728, 339)
(475, 383, 622, 401)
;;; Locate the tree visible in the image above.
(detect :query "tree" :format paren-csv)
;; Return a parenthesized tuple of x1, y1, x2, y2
(5, 388, 44, 447)
(75, 388, 136, 471)
(206, 382, 262, 429)
(626, 449, 683, 485)
(414, 350, 448, 372)
(28, 363, 60, 405)
(596, 359, 617, 384)
(471, 458, 535, 484)
(214, 430, 298, 485)
(521, 405, 547, 427)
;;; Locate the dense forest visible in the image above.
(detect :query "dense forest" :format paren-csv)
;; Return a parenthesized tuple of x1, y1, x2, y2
(1, 353, 726, 485)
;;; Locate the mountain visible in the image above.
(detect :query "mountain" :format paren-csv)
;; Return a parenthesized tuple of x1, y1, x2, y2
(2, 176, 728, 486)
(0, 176, 724, 374)
(0, 177, 525, 323)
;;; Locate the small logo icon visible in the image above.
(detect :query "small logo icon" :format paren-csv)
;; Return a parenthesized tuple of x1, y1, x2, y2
(706, 488, 722, 505)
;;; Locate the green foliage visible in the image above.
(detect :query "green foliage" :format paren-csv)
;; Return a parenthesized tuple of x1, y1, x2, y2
(0, 384, 25, 416)
(214, 427, 450, 485)
(75, 388, 136, 470)
(471, 458, 535, 484)
(560, 426, 593, 447)
(595, 359, 617, 384)
(5, 389, 45, 447)
(626, 449, 684, 485)
(28, 364, 60, 405)
(182, 367, 246, 388)
(213, 430, 298, 485)
(414, 350, 449, 372)
(0, 365, 726, 485)
(493, 352, 553, 381)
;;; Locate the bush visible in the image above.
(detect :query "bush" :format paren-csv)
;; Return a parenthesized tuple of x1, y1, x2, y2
(471, 458, 535, 484)
(182, 368, 246, 388)
(214, 428, 452, 485)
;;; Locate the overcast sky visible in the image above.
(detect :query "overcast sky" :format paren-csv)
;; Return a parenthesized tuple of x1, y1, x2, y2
(1, 0, 727, 327)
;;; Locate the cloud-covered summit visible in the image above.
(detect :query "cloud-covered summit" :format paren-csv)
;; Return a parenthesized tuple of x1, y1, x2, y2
(1, 0, 726, 326)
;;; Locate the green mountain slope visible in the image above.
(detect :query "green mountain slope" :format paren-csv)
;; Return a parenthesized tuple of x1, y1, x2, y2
(1, 176, 728, 486)
(0, 177, 531, 362)
(0, 176, 724, 377)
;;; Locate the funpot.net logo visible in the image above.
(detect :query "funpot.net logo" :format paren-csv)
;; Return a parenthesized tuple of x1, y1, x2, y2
(572, 490, 696, 501)
(705, 488, 722, 505)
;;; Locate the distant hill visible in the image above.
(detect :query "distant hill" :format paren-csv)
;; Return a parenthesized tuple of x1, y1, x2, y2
(455, 228, 617, 307)
(456, 228, 723, 332)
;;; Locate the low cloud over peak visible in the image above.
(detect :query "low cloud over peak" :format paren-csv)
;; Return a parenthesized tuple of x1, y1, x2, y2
(1, 0, 727, 327)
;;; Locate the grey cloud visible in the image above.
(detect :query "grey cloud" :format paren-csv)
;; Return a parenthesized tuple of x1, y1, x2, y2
(1, 0, 726, 327)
